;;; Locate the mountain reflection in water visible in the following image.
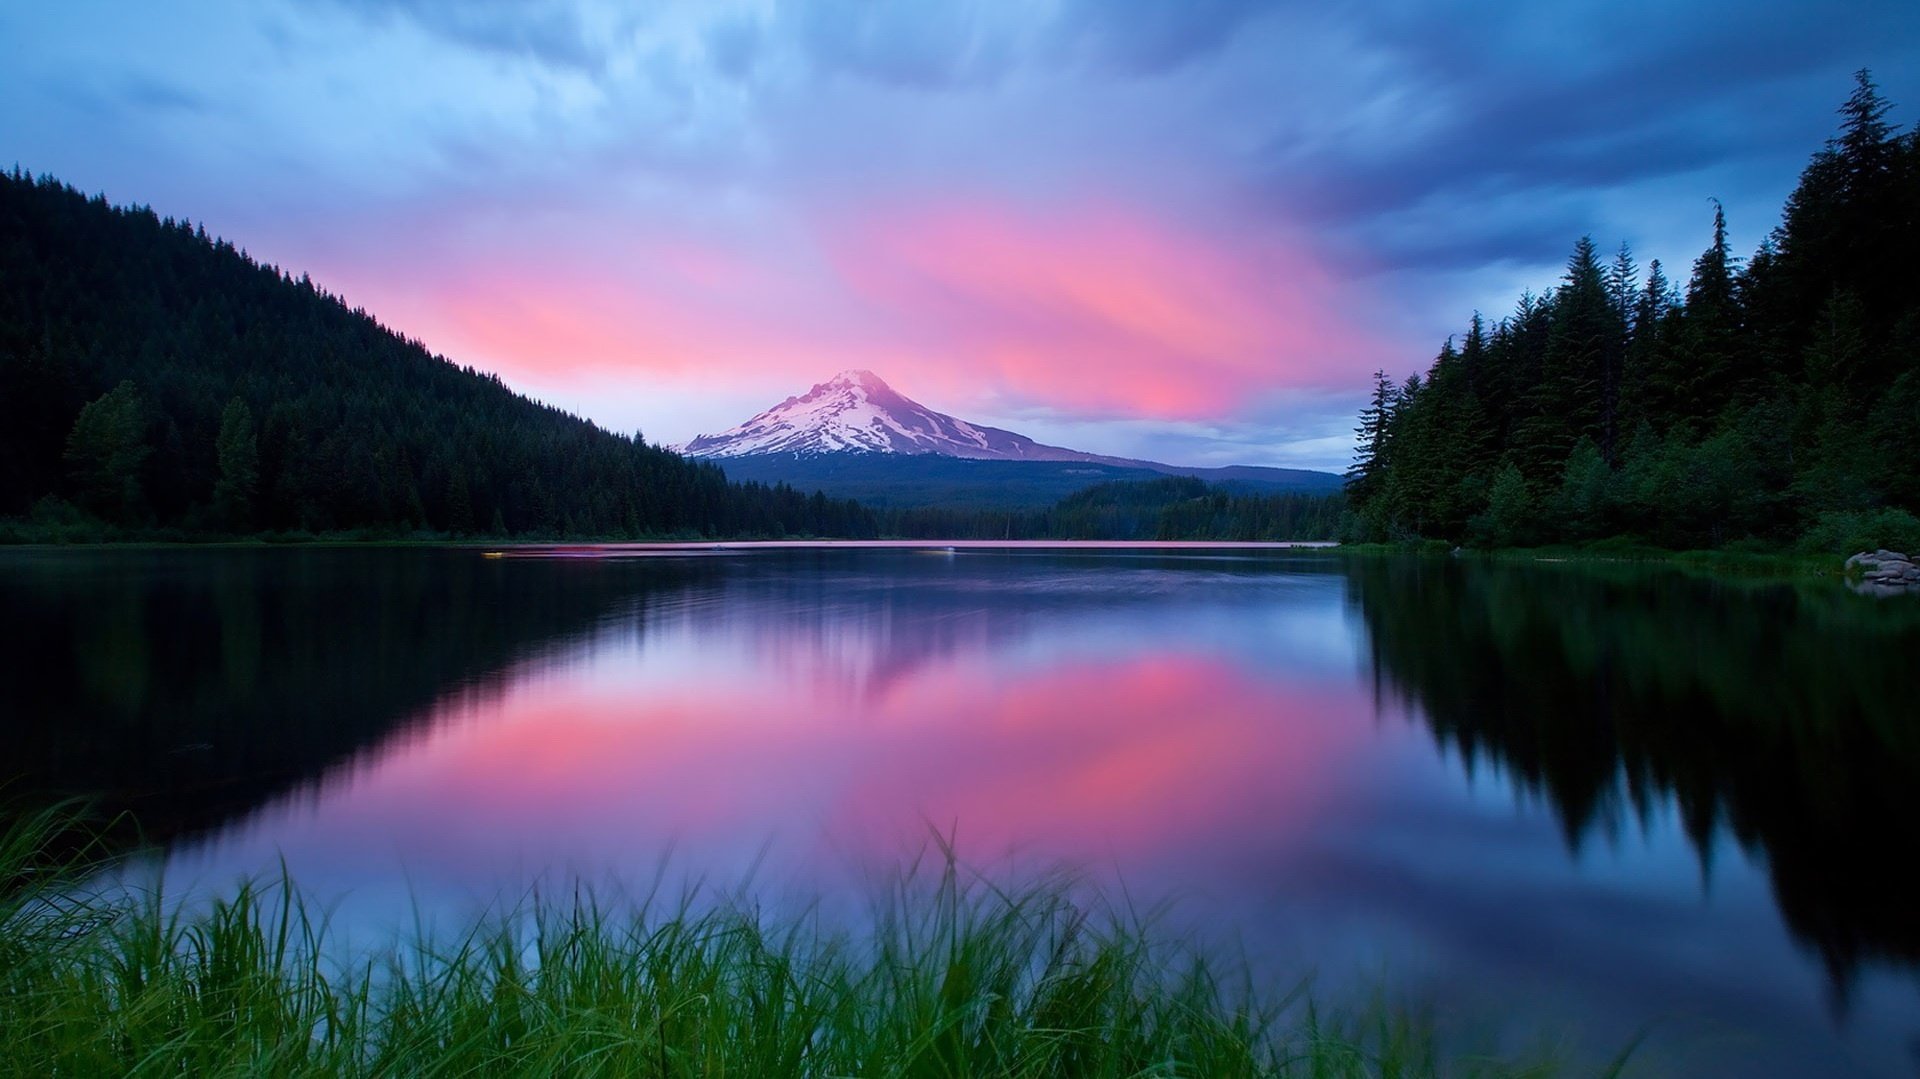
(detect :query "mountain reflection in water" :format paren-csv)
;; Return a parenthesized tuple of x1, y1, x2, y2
(2, 546, 1915, 1076)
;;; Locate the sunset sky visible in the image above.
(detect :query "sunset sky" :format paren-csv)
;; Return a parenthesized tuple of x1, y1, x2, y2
(5, 2, 1916, 470)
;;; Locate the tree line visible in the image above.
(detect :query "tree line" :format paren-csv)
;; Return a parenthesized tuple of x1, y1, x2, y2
(0, 170, 877, 541)
(884, 477, 1344, 541)
(1346, 71, 1920, 553)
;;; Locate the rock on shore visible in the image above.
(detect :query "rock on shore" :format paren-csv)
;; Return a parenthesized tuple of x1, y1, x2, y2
(1846, 549, 1920, 595)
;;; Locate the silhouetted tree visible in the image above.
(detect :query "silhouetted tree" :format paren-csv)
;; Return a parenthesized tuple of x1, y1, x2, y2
(1345, 72, 1920, 551)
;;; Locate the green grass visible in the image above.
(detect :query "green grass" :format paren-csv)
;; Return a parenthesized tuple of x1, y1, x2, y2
(0, 808, 1573, 1077)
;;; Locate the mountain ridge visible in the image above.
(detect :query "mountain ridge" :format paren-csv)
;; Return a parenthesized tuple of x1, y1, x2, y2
(678, 369, 1115, 463)
(678, 371, 1342, 485)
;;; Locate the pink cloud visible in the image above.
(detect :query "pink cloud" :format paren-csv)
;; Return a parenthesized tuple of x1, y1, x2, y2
(825, 199, 1383, 418)
(298, 189, 1384, 427)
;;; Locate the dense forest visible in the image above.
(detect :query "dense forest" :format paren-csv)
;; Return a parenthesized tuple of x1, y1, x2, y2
(0, 171, 876, 541)
(1347, 72, 1920, 553)
(1349, 555, 1920, 992)
(884, 477, 1344, 541)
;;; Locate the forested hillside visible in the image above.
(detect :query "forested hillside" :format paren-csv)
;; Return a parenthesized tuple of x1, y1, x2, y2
(1347, 72, 1920, 552)
(885, 477, 1344, 541)
(0, 172, 875, 540)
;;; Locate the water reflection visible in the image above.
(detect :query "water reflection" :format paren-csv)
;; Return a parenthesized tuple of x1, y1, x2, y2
(2, 547, 1916, 1076)
(0, 547, 702, 838)
(1347, 557, 1920, 999)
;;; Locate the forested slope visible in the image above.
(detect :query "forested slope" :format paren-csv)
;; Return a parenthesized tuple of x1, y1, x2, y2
(1348, 72, 1920, 553)
(0, 172, 875, 540)
(884, 477, 1344, 541)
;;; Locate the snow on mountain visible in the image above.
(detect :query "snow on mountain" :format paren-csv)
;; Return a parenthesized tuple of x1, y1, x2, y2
(677, 370, 1110, 462)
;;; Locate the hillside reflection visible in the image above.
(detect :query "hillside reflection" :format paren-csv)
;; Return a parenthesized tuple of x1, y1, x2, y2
(0, 548, 703, 839)
(7, 544, 1917, 1049)
(1346, 556, 1920, 996)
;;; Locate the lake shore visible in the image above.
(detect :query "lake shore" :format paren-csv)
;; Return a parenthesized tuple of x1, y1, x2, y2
(0, 530, 1853, 581)
(1335, 539, 1846, 581)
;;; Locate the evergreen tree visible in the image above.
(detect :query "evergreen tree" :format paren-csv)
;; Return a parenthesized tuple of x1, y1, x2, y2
(1514, 238, 1612, 476)
(1606, 242, 1639, 326)
(213, 396, 258, 530)
(1344, 72, 1918, 552)
(1470, 464, 1531, 548)
(62, 381, 149, 523)
(1347, 369, 1397, 501)
(445, 468, 475, 534)
(1621, 258, 1674, 433)
(1678, 200, 1740, 424)
(0, 172, 879, 541)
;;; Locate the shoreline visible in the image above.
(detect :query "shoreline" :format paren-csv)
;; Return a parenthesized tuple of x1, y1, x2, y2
(0, 536, 1873, 585)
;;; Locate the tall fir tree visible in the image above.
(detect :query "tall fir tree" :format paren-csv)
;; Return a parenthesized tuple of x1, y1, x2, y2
(1345, 72, 1919, 551)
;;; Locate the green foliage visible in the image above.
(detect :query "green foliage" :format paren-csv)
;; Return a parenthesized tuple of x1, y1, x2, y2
(0, 171, 876, 541)
(213, 396, 258, 530)
(61, 380, 149, 523)
(884, 477, 1345, 541)
(1554, 438, 1612, 540)
(1798, 508, 1920, 555)
(1347, 72, 1920, 551)
(1468, 464, 1531, 548)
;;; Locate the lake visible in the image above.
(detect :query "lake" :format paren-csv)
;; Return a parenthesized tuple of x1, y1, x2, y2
(2, 545, 1915, 1075)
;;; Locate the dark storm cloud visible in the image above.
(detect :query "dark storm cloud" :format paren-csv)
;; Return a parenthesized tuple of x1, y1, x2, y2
(1256, 0, 1920, 267)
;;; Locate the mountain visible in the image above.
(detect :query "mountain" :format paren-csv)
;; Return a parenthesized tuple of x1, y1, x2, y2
(0, 171, 876, 539)
(681, 369, 1112, 462)
(680, 371, 1342, 507)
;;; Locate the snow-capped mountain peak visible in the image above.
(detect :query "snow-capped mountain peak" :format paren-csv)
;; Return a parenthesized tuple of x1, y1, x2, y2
(677, 371, 1106, 462)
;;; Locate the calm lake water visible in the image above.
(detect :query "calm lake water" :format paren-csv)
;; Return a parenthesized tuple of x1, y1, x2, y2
(3, 545, 1916, 1075)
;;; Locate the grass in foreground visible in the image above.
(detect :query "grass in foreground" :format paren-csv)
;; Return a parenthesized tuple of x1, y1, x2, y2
(0, 809, 1567, 1078)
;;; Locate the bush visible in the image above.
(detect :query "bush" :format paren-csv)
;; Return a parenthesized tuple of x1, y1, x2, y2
(1797, 507, 1920, 556)
(1466, 464, 1531, 548)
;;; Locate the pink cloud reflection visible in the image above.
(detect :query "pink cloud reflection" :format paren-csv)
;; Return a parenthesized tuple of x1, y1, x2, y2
(262, 650, 1370, 888)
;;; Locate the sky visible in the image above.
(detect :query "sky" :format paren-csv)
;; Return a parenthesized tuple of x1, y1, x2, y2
(4, 2, 1918, 471)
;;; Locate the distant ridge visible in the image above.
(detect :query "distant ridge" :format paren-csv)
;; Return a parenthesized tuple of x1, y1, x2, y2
(679, 370, 1113, 462)
(678, 371, 1342, 506)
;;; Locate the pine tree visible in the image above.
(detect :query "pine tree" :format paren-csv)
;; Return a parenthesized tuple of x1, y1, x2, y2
(0, 171, 880, 540)
(446, 468, 475, 534)
(213, 396, 259, 531)
(1514, 238, 1611, 478)
(1607, 242, 1639, 325)
(62, 381, 149, 523)
(1677, 200, 1741, 426)
(1347, 369, 1398, 501)
(1345, 71, 1919, 549)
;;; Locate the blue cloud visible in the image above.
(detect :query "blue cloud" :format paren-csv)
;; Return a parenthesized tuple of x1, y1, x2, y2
(1248, 0, 1920, 269)
(1044, 0, 1273, 75)
(321, 0, 607, 72)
